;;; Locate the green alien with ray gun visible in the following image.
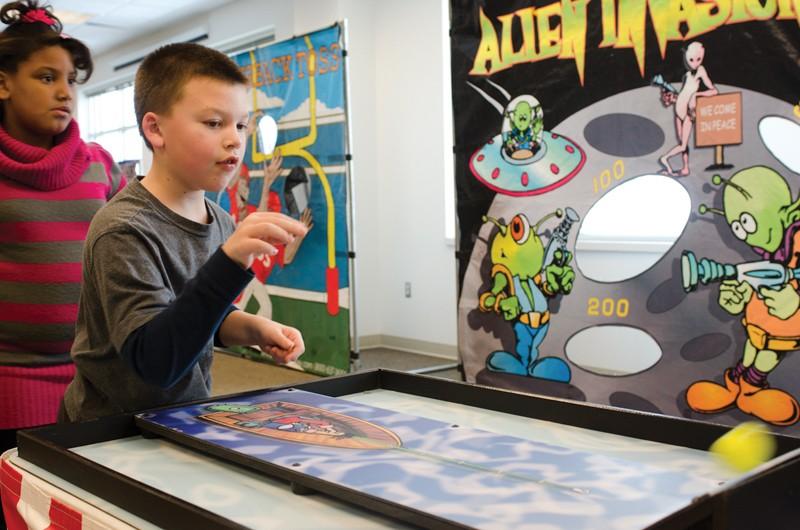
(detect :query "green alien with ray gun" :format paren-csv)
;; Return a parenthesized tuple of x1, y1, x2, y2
(479, 208, 578, 382)
(684, 166, 800, 426)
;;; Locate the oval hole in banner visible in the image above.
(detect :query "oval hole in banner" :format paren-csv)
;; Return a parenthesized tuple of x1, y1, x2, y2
(258, 114, 278, 154)
(759, 116, 800, 173)
(575, 174, 691, 283)
(566, 325, 662, 376)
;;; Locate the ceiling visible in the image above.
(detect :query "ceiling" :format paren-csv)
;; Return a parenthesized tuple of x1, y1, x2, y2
(36, 0, 236, 55)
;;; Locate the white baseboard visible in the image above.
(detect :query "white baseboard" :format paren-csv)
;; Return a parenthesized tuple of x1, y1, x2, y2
(355, 335, 458, 360)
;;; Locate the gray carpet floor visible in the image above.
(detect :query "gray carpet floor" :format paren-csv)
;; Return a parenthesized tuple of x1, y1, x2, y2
(211, 347, 462, 396)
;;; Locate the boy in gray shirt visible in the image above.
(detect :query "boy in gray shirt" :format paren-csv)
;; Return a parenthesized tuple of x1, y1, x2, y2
(62, 43, 307, 422)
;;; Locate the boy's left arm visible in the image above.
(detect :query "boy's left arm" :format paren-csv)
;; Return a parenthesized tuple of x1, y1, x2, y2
(217, 310, 305, 364)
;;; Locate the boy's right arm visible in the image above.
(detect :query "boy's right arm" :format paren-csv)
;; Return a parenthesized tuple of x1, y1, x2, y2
(93, 231, 253, 389)
(92, 213, 306, 389)
(119, 248, 253, 388)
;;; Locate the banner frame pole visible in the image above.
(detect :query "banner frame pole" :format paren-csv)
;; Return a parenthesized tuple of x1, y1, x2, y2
(340, 19, 361, 372)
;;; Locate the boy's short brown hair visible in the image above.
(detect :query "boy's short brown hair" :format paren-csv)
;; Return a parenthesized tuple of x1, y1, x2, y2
(134, 42, 248, 150)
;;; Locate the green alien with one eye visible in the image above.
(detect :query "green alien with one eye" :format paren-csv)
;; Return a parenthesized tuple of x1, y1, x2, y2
(479, 210, 576, 382)
(503, 100, 544, 158)
(686, 166, 800, 426)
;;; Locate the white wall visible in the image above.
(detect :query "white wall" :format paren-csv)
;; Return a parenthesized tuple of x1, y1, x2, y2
(84, 0, 458, 357)
(368, 0, 457, 350)
(333, 1, 382, 348)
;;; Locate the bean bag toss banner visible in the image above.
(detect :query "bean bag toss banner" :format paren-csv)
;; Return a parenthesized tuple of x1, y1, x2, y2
(215, 24, 353, 376)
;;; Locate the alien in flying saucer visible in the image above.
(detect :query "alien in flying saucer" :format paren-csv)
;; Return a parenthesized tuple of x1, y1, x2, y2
(467, 80, 585, 197)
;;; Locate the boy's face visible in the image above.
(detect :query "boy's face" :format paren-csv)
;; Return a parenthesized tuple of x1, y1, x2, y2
(153, 76, 249, 193)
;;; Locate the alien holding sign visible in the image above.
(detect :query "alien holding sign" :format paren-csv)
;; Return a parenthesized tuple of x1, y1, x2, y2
(478, 209, 578, 382)
(686, 166, 800, 426)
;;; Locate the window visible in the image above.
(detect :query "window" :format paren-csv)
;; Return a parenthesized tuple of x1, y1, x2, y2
(84, 83, 142, 166)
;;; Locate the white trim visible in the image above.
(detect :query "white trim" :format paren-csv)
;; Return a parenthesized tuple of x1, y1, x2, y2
(210, 26, 276, 55)
(246, 165, 347, 178)
(358, 335, 458, 360)
(88, 124, 137, 137)
(575, 239, 675, 253)
(80, 72, 136, 98)
(279, 113, 346, 129)
(110, 25, 210, 72)
(267, 285, 351, 310)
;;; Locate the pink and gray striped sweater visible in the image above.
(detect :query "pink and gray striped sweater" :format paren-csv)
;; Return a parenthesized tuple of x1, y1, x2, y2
(0, 120, 125, 428)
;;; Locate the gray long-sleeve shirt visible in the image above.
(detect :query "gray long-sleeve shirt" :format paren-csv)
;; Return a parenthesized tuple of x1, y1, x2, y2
(63, 177, 251, 422)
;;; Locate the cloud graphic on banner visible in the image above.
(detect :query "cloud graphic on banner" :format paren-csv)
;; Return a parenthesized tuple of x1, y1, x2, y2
(249, 89, 284, 109)
(280, 98, 344, 123)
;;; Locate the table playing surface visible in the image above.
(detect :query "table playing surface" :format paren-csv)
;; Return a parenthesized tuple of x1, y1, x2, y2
(11, 388, 737, 530)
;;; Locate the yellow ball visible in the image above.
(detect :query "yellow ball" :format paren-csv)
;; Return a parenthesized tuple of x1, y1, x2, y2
(710, 421, 777, 472)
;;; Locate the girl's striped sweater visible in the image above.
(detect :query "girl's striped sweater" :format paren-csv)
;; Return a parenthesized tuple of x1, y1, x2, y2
(0, 120, 125, 428)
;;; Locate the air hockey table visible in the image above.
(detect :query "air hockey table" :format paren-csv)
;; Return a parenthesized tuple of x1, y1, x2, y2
(8, 369, 800, 529)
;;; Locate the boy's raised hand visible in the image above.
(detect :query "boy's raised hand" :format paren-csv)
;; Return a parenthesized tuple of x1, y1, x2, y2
(222, 212, 307, 269)
(255, 319, 305, 364)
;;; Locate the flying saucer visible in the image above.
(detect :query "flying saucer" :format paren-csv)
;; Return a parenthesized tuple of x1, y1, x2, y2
(470, 131, 586, 196)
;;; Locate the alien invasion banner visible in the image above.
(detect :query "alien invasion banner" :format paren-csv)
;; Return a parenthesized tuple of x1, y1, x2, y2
(451, 0, 800, 432)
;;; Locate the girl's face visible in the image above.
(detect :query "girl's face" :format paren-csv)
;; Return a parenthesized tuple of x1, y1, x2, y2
(0, 45, 77, 148)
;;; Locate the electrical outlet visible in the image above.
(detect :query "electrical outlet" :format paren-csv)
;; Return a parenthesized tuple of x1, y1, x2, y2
(404, 282, 412, 298)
